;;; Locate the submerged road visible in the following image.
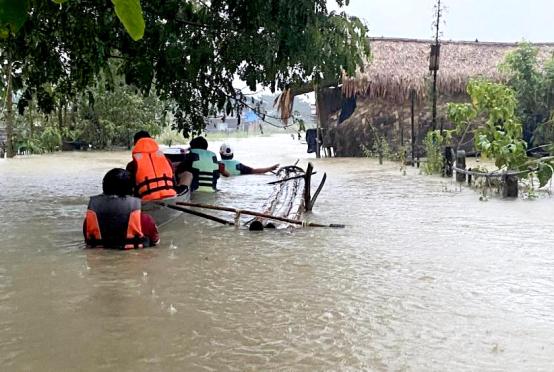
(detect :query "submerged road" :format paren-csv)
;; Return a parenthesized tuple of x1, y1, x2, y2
(1, 134, 554, 370)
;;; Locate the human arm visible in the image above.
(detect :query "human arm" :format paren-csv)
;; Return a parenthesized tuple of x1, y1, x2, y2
(218, 162, 231, 177)
(141, 213, 160, 246)
(126, 160, 137, 195)
(175, 155, 194, 191)
(239, 163, 279, 175)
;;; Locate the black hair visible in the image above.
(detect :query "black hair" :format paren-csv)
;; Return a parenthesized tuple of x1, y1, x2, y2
(102, 168, 132, 197)
(133, 130, 151, 144)
(189, 136, 208, 150)
(220, 153, 233, 160)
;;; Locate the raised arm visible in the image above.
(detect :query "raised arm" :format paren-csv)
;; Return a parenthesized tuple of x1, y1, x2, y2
(249, 163, 279, 174)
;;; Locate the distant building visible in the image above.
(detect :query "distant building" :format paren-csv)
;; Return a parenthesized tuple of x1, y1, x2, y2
(205, 109, 261, 133)
(320, 37, 554, 157)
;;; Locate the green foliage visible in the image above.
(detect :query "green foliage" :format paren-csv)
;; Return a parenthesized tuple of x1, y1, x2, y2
(467, 80, 527, 169)
(40, 127, 62, 152)
(422, 130, 451, 175)
(75, 72, 166, 148)
(1, 0, 369, 137)
(111, 0, 145, 41)
(157, 127, 186, 147)
(537, 162, 554, 188)
(0, 0, 29, 37)
(10, 62, 167, 152)
(0, 0, 143, 40)
(448, 80, 526, 170)
(500, 42, 554, 145)
(446, 102, 477, 149)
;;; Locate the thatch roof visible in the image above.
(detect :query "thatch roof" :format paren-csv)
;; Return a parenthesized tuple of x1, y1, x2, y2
(342, 37, 554, 103)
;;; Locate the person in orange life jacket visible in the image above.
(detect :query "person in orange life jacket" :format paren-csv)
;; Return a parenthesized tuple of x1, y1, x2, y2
(126, 131, 178, 200)
(218, 143, 279, 176)
(175, 136, 230, 192)
(83, 168, 160, 249)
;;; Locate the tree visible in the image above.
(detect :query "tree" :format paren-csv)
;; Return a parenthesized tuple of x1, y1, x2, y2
(447, 80, 526, 170)
(76, 69, 166, 149)
(1, 0, 370, 147)
(500, 42, 554, 145)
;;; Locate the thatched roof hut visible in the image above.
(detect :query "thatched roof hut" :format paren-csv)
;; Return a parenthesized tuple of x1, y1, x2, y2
(341, 38, 554, 103)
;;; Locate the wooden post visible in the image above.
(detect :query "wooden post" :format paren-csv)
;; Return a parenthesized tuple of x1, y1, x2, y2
(467, 168, 472, 185)
(443, 146, 453, 177)
(502, 173, 518, 198)
(304, 163, 313, 211)
(315, 89, 321, 159)
(456, 150, 466, 182)
(411, 90, 415, 167)
(400, 106, 404, 147)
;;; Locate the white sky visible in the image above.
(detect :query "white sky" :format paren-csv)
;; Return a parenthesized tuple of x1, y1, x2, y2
(329, 0, 554, 42)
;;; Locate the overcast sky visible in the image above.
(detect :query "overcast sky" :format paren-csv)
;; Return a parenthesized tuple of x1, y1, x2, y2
(329, 0, 554, 42)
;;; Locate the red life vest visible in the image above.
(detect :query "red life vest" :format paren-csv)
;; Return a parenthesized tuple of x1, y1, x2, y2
(132, 138, 177, 201)
(84, 195, 144, 249)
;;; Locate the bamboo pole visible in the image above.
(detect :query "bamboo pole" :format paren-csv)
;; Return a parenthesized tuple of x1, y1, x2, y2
(174, 201, 345, 228)
(157, 202, 235, 225)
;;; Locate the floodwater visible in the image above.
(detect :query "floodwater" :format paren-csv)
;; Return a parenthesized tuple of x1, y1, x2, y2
(1, 134, 554, 371)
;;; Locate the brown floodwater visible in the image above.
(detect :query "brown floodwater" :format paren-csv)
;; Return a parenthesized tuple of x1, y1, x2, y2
(1, 134, 554, 371)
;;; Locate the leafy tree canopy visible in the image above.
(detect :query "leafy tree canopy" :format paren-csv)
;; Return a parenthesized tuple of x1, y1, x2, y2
(1, 0, 370, 137)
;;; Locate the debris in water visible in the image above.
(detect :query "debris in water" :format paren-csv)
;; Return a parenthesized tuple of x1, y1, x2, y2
(491, 343, 504, 353)
(169, 304, 177, 315)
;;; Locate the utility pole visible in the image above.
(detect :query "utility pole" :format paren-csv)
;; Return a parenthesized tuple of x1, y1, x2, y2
(430, 0, 442, 132)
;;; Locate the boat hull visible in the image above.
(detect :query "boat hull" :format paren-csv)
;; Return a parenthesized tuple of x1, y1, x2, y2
(141, 191, 191, 228)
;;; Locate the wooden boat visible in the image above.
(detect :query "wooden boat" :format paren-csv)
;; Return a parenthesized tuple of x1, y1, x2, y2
(141, 189, 191, 228)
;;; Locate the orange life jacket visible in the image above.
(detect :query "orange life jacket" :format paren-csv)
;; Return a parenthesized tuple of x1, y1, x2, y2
(85, 195, 144, 249)
(132, 138, 177, 201)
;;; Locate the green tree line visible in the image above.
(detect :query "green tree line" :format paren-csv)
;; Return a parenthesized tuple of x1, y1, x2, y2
(0, 0, 370, 157)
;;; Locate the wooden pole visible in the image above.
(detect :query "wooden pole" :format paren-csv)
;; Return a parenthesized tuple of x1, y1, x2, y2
(502, 174, 518, 198)
(308, 173, 327, 211)
(411, 90, 415, 166)
(456, 150, 466, 182)
(304, 163, 313, 211)
(315, 88, 321, 158)
(431, 68, 438, 131)
(174, 201, 345, 228)
(158, 203, 235, 225)
(443, 146, 453, 177)
(267, 172, 317, 185)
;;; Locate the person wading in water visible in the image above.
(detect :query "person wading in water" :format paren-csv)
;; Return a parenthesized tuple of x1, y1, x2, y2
(175, 136, 229, 192)
(218, 143, 279, 176)
(83, 168, 160, 249)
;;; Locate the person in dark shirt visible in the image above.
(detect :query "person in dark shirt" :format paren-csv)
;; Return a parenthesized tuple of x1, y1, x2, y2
(83, 168, 160, 248)
(218, 143, 279, 176)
